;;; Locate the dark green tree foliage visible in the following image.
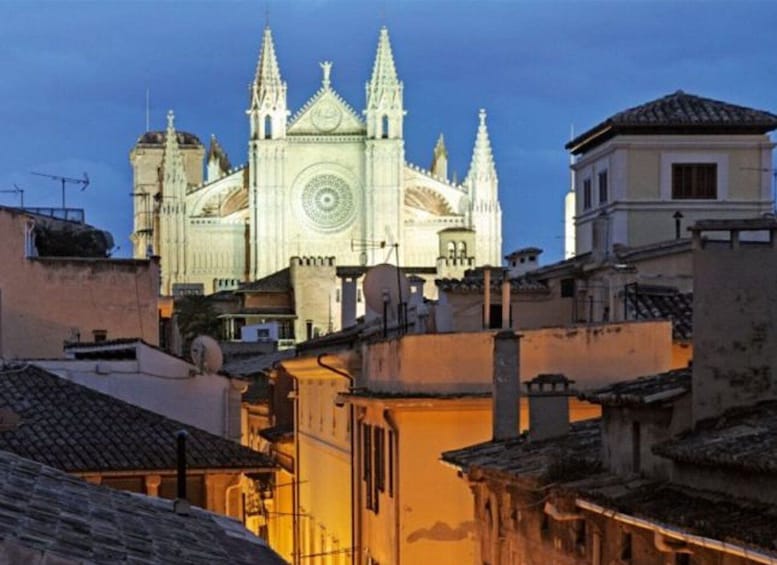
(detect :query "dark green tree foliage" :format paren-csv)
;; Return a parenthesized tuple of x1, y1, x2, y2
(174, 295, 222, 359)
(34, 224, 112, 257)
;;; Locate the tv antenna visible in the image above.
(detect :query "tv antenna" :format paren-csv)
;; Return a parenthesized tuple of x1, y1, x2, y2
(30, 171, 89, 208)
(0, 184, 24, 207)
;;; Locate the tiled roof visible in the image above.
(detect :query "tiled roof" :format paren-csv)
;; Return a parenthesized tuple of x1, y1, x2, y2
(237, 268, 291, 293)
(654, 400, 777, 474)
(580, 368, 691, 407)
(0, 449, 284, 564)
(0, 365, 274, 473)
(576, 475, 777, 558)
(441, 419, 601, 482)
(436, 273, 549, 294)
(624, 284, 693, 340)
(226, 349, 297, 378)
(567, 91, 777, 153)
(135, 130, 203, 147)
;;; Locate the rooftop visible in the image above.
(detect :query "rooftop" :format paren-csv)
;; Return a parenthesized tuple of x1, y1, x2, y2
(567, 90, 777, 154)
(237, 268, 291, 293)
(442, 419, 601, 483)
(0, 449, 284, 564)
(576, 474, 777, 559)
(580, 368, 691, 407)
(654, 400, 777, 474)
(135, 130, 203, 147)
(625, 284, 693, 340)
(0, 365, 273, 473)
(436, 271, 549, 294)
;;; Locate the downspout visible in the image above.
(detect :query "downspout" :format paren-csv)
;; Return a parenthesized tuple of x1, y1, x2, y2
(384, 409, 400, 565)
(317, 354, 357, 564)
(291, 374, 300, 565)
(577, 499, 777, 565)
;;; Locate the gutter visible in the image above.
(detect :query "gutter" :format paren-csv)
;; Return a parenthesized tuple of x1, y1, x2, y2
(577, 498, 777, 564)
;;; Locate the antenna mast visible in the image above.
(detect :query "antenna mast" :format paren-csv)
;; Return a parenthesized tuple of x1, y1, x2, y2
(30, 171, 90, 209)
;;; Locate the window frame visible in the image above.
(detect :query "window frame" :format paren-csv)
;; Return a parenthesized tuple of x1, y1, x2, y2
(598, 170, 608, 204)
(583, 178, 592, 210)
(672, 163, 717, 200)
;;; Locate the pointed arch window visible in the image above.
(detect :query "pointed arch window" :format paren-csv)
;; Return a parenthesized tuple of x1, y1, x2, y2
(447, 241, 456, 259)
(381, 115, 389, 139)
(459, 241, 467, 259)
(264, 115, 272, 139)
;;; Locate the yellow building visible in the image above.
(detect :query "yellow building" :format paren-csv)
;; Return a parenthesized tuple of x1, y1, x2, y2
(268, 320, 674, 564)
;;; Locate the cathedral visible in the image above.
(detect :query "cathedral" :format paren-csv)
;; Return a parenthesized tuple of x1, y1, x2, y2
(130, 26, 503, 295)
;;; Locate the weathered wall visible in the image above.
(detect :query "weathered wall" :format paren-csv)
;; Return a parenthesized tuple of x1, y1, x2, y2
(693, 238, 777, 422)
(291, 256, 338, 341)
(0, 210, 159, 359)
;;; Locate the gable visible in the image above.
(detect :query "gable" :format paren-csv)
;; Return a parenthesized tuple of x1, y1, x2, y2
(288, 89, 365, 135)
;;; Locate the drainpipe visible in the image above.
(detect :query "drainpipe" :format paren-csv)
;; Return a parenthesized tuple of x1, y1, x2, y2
(317, 354, 357, 564)
(483, 269, 491, 329)
(384, 409, 400, 565)
(291, 375, 300, 565)
(577, 499, 777, 564)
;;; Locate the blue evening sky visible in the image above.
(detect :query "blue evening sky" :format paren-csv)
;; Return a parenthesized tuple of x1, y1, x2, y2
(1, 0, 776, 262)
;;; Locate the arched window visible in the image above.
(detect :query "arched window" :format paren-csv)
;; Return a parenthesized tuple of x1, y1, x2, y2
(264, 115, 272, 139)
(381, 115, 389, 139)
(447, 241, 456, 259)
(459, 241, 467, 258)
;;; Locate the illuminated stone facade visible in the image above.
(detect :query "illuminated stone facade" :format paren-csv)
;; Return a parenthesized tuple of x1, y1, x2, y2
(130, 27, 503, 296)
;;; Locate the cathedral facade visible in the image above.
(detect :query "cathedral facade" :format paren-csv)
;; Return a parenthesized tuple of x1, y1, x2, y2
(130, 27, 502, 295)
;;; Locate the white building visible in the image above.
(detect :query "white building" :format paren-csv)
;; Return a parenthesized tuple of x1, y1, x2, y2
(130, 26, 503, 295)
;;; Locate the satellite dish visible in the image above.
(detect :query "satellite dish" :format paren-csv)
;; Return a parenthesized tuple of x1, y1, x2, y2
(362, 263, 411, 319)
(190, 335, 223, 373)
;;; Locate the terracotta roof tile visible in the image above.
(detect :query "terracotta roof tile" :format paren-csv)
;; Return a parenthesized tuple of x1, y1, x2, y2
(0, 365, 274, 473)
(0, 449, 284, 564)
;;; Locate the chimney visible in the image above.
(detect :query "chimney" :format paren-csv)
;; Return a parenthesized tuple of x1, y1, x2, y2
(174, 429, 190, 515)
(501, 274, 511, 329)
(492, 330, 520, 441)
(340, 275, 358, 329)
(483, 269, 491, 329)
(525, 374, 575, 441)
(591, 211, 609, 262)
(690, 218, 777, 423)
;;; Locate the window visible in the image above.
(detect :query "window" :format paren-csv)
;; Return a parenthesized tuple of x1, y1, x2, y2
(92, 329, 107, 343)
(459, 241, 467, 258)
(560, 278, 575, 298)
(375, 427, 385, 493)
(598, 170, 608, 204)
(583, 179, 592, 209)
(632, 421, 641, 474)
(363, 424, 373, 510)
(672, 163, 717, 199)
(381, 115, 389, 139)
(620, 531, 632, 562)
(676, 554, 691, 565)
(447, 241, 456, 259)
(388, 430, 394, 497)
(264, 115, 272, 139)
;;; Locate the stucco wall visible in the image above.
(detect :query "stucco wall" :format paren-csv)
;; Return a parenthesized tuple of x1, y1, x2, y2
(0, 210, 159, 359)
(364, 321, 673, 393)
(693, 238, 777, 421)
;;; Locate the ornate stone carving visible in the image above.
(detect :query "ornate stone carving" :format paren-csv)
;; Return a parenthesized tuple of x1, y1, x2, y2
(301, 174, 355, 232)
(312, 101, 342, 132)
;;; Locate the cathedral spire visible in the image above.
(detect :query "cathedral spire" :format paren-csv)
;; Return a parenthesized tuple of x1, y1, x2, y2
(431, 133, 448, 180)
(365, 26, 404, 139)
(253, 26, 283, 93)
(248, 25, 287, 139)
(466, 109, 497, 187)
(163, 110, 186, 190)
(369, 26, 399, 88)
